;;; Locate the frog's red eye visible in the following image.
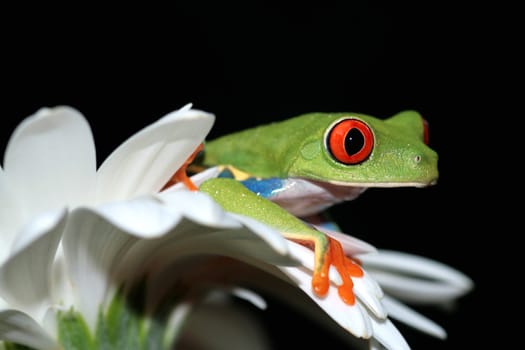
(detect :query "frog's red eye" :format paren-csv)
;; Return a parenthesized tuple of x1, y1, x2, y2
(326, 118, 374, 165)
(423, 118, 430, 145)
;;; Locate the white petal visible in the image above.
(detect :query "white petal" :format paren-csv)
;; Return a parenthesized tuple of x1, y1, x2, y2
(63, 202, 162, 328)
(353, 272, 387, 319)
(95, 105, 215, 202)
(229, 287, 267, 310)
(158, 190, 246, 229)
(0, 168, 23, 262)
(313, 225, 377, 255)
(198, 286, 268, 310)
(78, 196, 188, 239)
(160, 166, 221, 193)
(0, 209, 66, 321)
(124, 220, 298, 299)
(358, 270, 384, 300)
(369, 316, 410, 350)
(230, 214, 292, 257)
(160, 191, 290, 255)
(280, 266, 373, 339)
(359, 250, 473, 304)
(382, 295, 447, 339)
(284, 240, 385, 310)
(286, 241, 343, 285)
(369, 338, 385, 350)
(165, 300, 192, 346)
(9, 208, 67, 255)
(0, 309, 59, 349)
(3, 106, 97, 217)
(63, 194, 296, 328)
(49, 246, 76, 311)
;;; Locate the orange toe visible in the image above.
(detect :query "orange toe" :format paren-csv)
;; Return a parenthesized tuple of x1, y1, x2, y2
(162, 143, 204, 191)
(311, 249, 331, 296)
(309, 236, 363, 306)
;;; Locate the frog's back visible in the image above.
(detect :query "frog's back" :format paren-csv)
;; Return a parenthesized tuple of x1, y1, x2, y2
(202, 113, 338, 178)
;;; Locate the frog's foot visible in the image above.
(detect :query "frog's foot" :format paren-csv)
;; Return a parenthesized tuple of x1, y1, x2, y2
(162, 143, 204, 191)
(311, 236, 364, 305)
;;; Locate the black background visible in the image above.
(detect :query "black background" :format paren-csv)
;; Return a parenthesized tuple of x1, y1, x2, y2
(2, 2, 504, 349)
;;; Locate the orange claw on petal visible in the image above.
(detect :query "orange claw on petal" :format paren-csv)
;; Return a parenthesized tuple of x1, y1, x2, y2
(162, 143, 204, 191)
(344, 255, 364, 278)
(311, 248, 331, 296)
(328, 237, 363, 305)
(308, 236, 363, 306)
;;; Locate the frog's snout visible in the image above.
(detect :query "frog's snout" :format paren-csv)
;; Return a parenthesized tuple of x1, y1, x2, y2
(411, 150, 439, 186)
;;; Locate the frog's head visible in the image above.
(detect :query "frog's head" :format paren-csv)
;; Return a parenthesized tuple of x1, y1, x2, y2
(287, 111, 439, 188)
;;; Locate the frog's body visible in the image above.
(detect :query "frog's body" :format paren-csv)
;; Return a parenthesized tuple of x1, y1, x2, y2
(169, 110, 438, 305)
(214, 166, 366, 217)
(201, 111, 437, 216)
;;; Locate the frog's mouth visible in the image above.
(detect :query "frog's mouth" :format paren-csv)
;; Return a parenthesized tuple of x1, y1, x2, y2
(268, 178, 366, 217)
(268, 177, 436, 217)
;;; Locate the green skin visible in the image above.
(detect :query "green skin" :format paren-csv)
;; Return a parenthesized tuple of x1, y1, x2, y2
(197, 111, 438, 295)
(202, 110, 438, 186)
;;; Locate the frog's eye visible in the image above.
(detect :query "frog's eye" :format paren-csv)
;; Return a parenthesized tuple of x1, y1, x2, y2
(423, 118, 430, 145)
(326, 118, 374, 165)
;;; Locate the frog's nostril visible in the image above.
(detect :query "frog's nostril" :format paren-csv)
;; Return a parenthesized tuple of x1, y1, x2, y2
(414, 155, 422, 163)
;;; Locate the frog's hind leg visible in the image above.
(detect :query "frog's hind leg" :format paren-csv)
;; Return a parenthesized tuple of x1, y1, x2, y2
(200, 178, 363, 305)
(284, 228, 363, 305)
(162, 143, 204, 191)
(280, 229, 332, 296)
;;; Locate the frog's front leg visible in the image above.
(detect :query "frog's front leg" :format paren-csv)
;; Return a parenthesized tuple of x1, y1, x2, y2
(200, 178, 363, 305)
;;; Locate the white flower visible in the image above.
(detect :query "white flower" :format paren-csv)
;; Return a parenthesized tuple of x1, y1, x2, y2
(0, 104, 296, 349)
(162, 177, 473, 349)
(0, 105, 472, 350)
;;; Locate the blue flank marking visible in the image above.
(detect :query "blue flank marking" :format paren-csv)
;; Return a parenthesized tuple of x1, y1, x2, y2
(316, 221, 342, 232)
(217, 168, 284, 198)
(218, 168, 235, 178)
(241, 178, 284, 198)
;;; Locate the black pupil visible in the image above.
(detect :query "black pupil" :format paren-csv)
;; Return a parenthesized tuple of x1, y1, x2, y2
(345, 128, 365, 155)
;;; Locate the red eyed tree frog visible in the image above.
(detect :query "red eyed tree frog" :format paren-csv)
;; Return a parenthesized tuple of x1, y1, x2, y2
(164, 110, 438, 305)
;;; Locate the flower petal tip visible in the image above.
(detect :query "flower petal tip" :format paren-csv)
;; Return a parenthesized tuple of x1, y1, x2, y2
(10, 208, 67, 255)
